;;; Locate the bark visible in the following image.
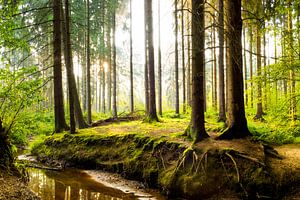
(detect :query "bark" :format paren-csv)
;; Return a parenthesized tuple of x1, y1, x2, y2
(187, 0, 209, 142)
(249, 26, 254, 108)
(181, 0, 186, 113)
(53, 0, 68, 133)
(62, 0, 75, 133)
(86, 0, 92, 124)
(217, 0, 250, 139)
(212, 19, 217, 109)
(61, 1, 88, 129)
(145, 0, 158, 121)
(144, 0, 149, 114)
(112, 6, 117, 118)
(107, 18, 112, 112)
(158, 0, 162, 116)
(218, 0, 225, 122)
(254, 24, 263, 120)
(287, 0, 296, 121)
(243, 27, 248, 107)
(101, 64, 106, 113)
(174, 0, 179, 115)
(129, 0, 134, 113)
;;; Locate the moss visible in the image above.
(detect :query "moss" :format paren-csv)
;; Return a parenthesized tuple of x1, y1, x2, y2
(29, 122, 299, 199)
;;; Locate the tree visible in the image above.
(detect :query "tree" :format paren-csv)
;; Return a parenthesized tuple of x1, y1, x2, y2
(218, 0, 226, 122)
(217, 0, 251, 139)
(145, 0, 158, 121)
(186, 0, 209, 143)
(129, 0, 134, 113)
(62, 0, 75, 133)
(53, 0, 68, 133)
(86, 0, 92, 124)
(181, 0, 186, 114)
(254, 0, 264, 120)
(157, 0, 162, 116)
(112, 1, 118, 118)
(174, 0, 179, 115)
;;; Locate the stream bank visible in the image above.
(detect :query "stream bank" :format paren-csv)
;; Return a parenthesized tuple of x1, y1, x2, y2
(30, 129, 300, 199)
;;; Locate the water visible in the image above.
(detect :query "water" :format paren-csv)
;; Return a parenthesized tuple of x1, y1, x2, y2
(27, 168, 162, 200)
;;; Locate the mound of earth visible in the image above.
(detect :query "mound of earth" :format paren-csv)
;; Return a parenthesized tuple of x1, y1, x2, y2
(30, 130, 300, 199)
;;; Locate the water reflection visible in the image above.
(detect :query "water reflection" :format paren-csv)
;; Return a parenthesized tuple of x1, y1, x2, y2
(28, 168, 139, 200)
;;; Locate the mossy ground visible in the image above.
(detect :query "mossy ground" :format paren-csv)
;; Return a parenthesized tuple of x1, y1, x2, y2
(30, 117, 300, 199)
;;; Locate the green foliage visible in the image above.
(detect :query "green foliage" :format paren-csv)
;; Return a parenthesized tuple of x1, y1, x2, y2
(10, 110, 54, 145)
(0, 65, 44, 144)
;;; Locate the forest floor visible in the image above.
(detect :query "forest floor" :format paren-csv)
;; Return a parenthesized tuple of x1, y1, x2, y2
(28, 117, 300, 199)
(0, 169, 40, 200)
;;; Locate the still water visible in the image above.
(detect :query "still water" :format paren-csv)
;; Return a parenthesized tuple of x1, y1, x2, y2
(27, 168, 161, 200)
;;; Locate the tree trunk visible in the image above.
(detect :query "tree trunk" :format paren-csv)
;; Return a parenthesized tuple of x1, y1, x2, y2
(217, 0, 250, 139)
(212, 19, 217, 109)
(174, 0, 180, 115)
(62, 0, 75, 133)
(129, 0, 134, 113)
(144, 0, 149, 115)
(61, 1, 88, 129)
(287, 0, 296, 121)
(187, 0, 191, 106)
(107, 17, 112, 113)
(187, 0, 209, 142)
(249, 26, 254, 108)
(86, 0, 92, 124)
(218, 0, 226, 122)
(254, 23, 263, 120)
(53, 0, 68, 133)
(145, 0, 158, 121)
(181, 0, 186, 113)
(243, 27, 248, 107)
(158, 0, 162, 116)
(112, 5, 118, 118)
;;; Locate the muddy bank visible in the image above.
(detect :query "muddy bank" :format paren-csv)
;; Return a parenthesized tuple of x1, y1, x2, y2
(0, 169, 40, 200)
(31, 132, 300, 199)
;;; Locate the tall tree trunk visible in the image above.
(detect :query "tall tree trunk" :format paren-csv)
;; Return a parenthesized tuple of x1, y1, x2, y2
(102, 65, 106, 113)
(243, 27, 248, 107)
(62, 0, 75, 133)
(217, 0, 250, 139)
(212, 18, 217, 109)
(218, 0, 226, 122)
(187, 0, 209, 142)
(158, 0, 162, 116)
(129, 0, 134, 113)
(82, 31, 87, 112)
(145, 0, 158, 121)
(86, 0, 92, 124)
(112, 5, 117, 118)
(61, 1, 88, 129)
(174, 0, 180, 115)
(53, 0, 68, 133)
(107, 18, 112, 113)
(181, 0, 186, 113)
(144, 0, 149, 115)
(187, 0, 191, 106)
(287, 0, 296, 121)
(249, 26, 254, 108)
(255, 23, 263, 120)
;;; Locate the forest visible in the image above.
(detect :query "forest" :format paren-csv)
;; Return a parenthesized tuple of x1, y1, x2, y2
(0, 0, 299, 199)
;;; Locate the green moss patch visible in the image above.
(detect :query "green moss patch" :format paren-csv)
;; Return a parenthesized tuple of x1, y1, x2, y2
(30, 124, 300, 199)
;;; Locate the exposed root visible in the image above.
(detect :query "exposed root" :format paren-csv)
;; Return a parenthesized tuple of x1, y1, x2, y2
(225, 152, 240, 183)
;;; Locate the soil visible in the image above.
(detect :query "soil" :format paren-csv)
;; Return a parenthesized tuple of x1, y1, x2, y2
(0, 169, 40, 200)
(85, 170, 166, 199)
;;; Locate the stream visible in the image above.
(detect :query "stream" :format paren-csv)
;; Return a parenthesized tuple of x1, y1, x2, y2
(27, 167, 165, 200)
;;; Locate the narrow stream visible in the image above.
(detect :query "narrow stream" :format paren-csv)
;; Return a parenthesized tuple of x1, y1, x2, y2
(27, 168, 165, 200)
